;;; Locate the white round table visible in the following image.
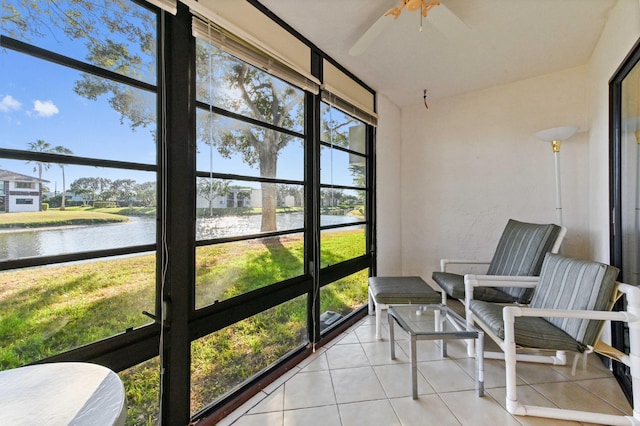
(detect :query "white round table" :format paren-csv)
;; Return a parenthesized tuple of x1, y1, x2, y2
(0, 362, 127, 425)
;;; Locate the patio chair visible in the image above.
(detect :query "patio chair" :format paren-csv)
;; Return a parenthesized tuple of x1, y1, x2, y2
(467, 254, 640, 424)
(432, 219, 565, 354)
(433, 219, 566, 307)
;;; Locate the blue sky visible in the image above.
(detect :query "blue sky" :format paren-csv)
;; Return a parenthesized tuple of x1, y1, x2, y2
(1, 40, 158, 186)
(1, 47, 357, 191)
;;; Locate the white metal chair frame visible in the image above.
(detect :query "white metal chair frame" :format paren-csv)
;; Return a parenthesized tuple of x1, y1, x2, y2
(438, 226, 567, 355)
(438, 224, 567, 307)
(465, 273, 630, 370)
(494, 283, 640, 425)
(464, 275, 571, 363)
(440, 226, 564, 360)
(440, 233, 567, 365)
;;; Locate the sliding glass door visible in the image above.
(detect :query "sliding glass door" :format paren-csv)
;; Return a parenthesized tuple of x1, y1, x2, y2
(610, 36, 640, 404)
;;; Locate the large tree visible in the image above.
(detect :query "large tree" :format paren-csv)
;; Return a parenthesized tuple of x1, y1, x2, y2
(195, 43, 304, 231)
(6, 1, 306, 231)
(111, 178, 137, 206)
(134, 181, 156, 207)
(3, 1, 157, 131)
(69, 176, 111, 205)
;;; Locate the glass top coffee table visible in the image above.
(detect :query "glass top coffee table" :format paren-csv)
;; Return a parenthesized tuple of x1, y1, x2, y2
(388, 304, 484, 399)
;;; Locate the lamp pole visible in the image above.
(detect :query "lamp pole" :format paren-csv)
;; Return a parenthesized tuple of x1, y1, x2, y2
(551, 139, 563, 226)
(535, 126, 578, 227)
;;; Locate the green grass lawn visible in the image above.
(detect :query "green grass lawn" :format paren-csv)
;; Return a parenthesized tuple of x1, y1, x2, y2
(0, 229, 367, 425)
(0, 209, 130, 228)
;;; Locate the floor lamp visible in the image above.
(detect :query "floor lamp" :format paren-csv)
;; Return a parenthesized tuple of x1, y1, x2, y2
(535, 126, 578, 226)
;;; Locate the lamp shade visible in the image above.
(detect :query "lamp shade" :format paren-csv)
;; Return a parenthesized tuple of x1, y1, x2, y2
(535, 126, 578, 142)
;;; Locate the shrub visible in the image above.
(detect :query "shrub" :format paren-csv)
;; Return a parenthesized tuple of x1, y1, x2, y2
(41, 203, 49, 211)
(93, 201, 118, 208)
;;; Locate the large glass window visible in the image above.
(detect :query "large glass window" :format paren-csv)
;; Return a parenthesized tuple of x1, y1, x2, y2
(119, 357, 160, 425)
(194, 38, 306, 308)
(320, 268, 370, 331)
(190, 295, 307, 414)
(190, 26, 310, 415)
(318, 101, 370, 320)
(1, 3, 376, 424)
(0, 1, 158, 423)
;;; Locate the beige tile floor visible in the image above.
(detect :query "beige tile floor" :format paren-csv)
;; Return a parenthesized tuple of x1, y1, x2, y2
(218, 302, 633, 426)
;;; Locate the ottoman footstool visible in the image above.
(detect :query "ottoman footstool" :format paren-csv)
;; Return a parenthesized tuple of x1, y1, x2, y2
(368, 276, 442, 339)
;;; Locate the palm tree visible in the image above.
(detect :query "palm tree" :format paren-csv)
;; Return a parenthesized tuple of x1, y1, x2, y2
(27, 140, 73, 210)
(53, 146, 74, 210)
(27, 140, 53, 211)
(27, 139, 52, 181)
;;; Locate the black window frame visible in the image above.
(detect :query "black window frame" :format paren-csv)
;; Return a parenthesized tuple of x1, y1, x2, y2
(0, 1, 377, 424)
(0, 0, 162, 366)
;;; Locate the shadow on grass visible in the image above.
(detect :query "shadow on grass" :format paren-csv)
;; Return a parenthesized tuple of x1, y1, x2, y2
(0, 260, 155, 369)
(195, 236, 305, 305)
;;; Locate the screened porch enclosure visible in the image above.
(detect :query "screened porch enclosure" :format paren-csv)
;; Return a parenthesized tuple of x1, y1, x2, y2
(0, 0, 377, 424)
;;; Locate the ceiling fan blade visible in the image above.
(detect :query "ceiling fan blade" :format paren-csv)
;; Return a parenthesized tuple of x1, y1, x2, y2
(427, 2, 469, 39)
(349, 14, 394, 56)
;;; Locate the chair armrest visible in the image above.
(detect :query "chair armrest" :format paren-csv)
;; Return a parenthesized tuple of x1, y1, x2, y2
(464, 275, 539, 288)
(440, 259, 491, 272)
(464, 275, 539, 308)
(501, 283, 640, 323)
(502, 305, 633, 322)
(497, 304, 638, 369)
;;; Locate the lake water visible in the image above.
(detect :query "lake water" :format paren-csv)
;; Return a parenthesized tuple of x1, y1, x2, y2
(0, 213, 362, 261)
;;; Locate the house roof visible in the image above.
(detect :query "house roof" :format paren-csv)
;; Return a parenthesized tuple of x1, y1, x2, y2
(0, 169, 49, 183)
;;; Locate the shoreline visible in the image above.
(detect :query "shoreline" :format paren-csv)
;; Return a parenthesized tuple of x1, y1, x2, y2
(0, 224, 93, 233)
(0, 220, 131, 234)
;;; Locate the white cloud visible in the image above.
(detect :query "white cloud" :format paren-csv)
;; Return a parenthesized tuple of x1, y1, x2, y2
(0, 95, 22, 112)
(32, 100, 59, 117)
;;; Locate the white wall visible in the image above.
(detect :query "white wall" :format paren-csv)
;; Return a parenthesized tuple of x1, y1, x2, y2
(587, 0, 640, 263)
(375, 94, 403, 275)
(8, 181, 40, 213)
(399, 66, 591, 282)
(8, 196, 38, 213)
(374, 0, 640, 282)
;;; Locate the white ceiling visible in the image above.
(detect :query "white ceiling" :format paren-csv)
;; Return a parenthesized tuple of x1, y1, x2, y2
(257, 0, 616, 108)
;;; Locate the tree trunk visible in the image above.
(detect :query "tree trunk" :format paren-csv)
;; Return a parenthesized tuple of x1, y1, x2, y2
(38, 164, 43, 212)
(60, 166, 66, 210)
(259, 146, 277, 232)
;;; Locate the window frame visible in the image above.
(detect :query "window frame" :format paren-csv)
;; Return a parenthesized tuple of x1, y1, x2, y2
(0, 0, 162, 365)
(0, 2, 377, 424)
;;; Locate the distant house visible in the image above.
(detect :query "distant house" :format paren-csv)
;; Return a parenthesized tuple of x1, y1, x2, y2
(0, 169, 49, 213)
(196, 186, 262, 210)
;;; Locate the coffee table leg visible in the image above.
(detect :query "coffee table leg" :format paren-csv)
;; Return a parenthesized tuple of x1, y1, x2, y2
(411, 334, 418, 399)
(388, 311, 396, 360)
(434, 309, 448, 358)
(475, 331, 485, 397)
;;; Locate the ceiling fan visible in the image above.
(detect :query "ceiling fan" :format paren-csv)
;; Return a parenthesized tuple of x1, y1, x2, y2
(349, 0, 467, 56)
(385, 0, 440, 19)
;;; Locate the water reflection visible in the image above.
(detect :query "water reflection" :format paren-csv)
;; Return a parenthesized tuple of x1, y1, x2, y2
(0, 217, 156, 261)
(196, 212, 361, 240)
(0, 213, 362, 260)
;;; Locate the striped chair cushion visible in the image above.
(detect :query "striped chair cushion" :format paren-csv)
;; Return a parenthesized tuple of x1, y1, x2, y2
(488, 219, 562, 303)
(431, 271, 516, 303)
(468, 299, 585, 352)
(368, 276, 441, 305)
(529, 253, 619, 347)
